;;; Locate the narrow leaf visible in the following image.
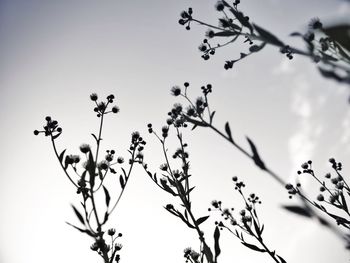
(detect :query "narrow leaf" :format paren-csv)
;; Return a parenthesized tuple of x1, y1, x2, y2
(52, 133, 61, 140)
(196, 215, 209, 226)
(66, 222, 94, 237)
(214, 226, 221, 260)
(121, 167, 127, 177)
(119, 175, 125, 189)
(59, 149, 66, 163)
(290, 32, 303, 37)
(249, 42, 266, 53)
(253, 23, 284, 46)
(103, 186, 111, 207)
(282, 205, 312, 218)
(246, 137, 266, 170)
(71, 205, 85, 225)
(241, 242, 266, 252)
(160, 178, 177, 196)
(91, 133, 98, 142)
(225, 122, 234, 142)
(210, 111, 216, 124)
(103, 212, 109, 224)
(213, 31, 238, 37)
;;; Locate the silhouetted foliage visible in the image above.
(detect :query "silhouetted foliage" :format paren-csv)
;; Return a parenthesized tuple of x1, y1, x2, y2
(286, 159, 350, 233)
(179, 1, 350, 99)
(34, 94, 145, 262)
(169, 82, 349, 249)
(210, 176, 286, 263)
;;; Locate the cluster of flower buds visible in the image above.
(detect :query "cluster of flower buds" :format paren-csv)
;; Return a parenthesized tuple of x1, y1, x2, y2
(129, 132, 146, 164)
(90, 93, 120, 117)
(33, 116, 62, 139)
(178, 7, 193, 30)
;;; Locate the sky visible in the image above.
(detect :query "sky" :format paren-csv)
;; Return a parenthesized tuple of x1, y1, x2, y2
(1, 0, 350, 263)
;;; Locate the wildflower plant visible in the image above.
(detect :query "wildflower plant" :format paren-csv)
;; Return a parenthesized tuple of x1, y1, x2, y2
(286, 159, 350, 233)
(210, 176, 286, 263)
(179, 1, 350, 92)
(143, 113, 221, 263)
(169, 82, 350, 244)
(34, 93, 145, 263)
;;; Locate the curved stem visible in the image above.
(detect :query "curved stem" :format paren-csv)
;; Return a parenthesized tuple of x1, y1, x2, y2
(50, 136, 79, 188)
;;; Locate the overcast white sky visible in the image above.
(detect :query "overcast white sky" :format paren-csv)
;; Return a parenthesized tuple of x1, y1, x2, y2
(1, 0, 350, 263)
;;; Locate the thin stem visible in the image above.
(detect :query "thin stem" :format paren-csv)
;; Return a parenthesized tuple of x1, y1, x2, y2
(109, 149, 136, 215)
(50, 136, 79, 188)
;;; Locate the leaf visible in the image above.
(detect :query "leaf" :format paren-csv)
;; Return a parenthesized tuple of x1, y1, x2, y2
(253, 219, 261, 237)
(121, 167, 127, 177)
(109, 167, 116, 174)
(119, 175, 125, 189)
(214, 226, 221, 260)
(103, 186, 111, 207)
(91, 133, 98, 142)
(249, 43, 266, 53)
(282, 205, 312, 218)
(246, 137, 266, 170)
(318, 67, 346, 83)
(66, 222, 94, 237)
(213, 31, 238, 37)
(240, 52, 247, 59)
(225, 122, 234, 142)
(52, 133, 61, 140)
(277, 255, 287, 263)
(259, 224, 264, 235)
(58, 149, 66, 163)
(160, 178, 177, 196)
(290, 32, 303, 37)
(241, 242, 266, 252)
(210, 111, 216, 124)
(103, 212, 109, 224)
(196, 215, 209, 226)
(253, 23, 284, 47)
(71, 205, 85, 225)
(186, 186, 195, 195)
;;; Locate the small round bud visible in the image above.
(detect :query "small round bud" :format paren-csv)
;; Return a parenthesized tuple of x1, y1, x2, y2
(90, 93, 98, 101)
(112, 106, 120, 113)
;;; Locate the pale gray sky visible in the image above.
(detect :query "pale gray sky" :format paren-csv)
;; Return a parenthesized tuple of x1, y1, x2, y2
(1, 0, 349, 263)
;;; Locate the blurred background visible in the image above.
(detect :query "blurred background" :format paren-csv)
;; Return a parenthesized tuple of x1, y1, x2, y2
(1, 0, 349, 262)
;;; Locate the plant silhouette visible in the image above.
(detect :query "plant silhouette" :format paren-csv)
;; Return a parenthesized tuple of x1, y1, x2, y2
(169, 81, 350, 249)
(34, 94, 145, 262)
(178, 1, 350, 98)
(32, 1, 350, 263)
